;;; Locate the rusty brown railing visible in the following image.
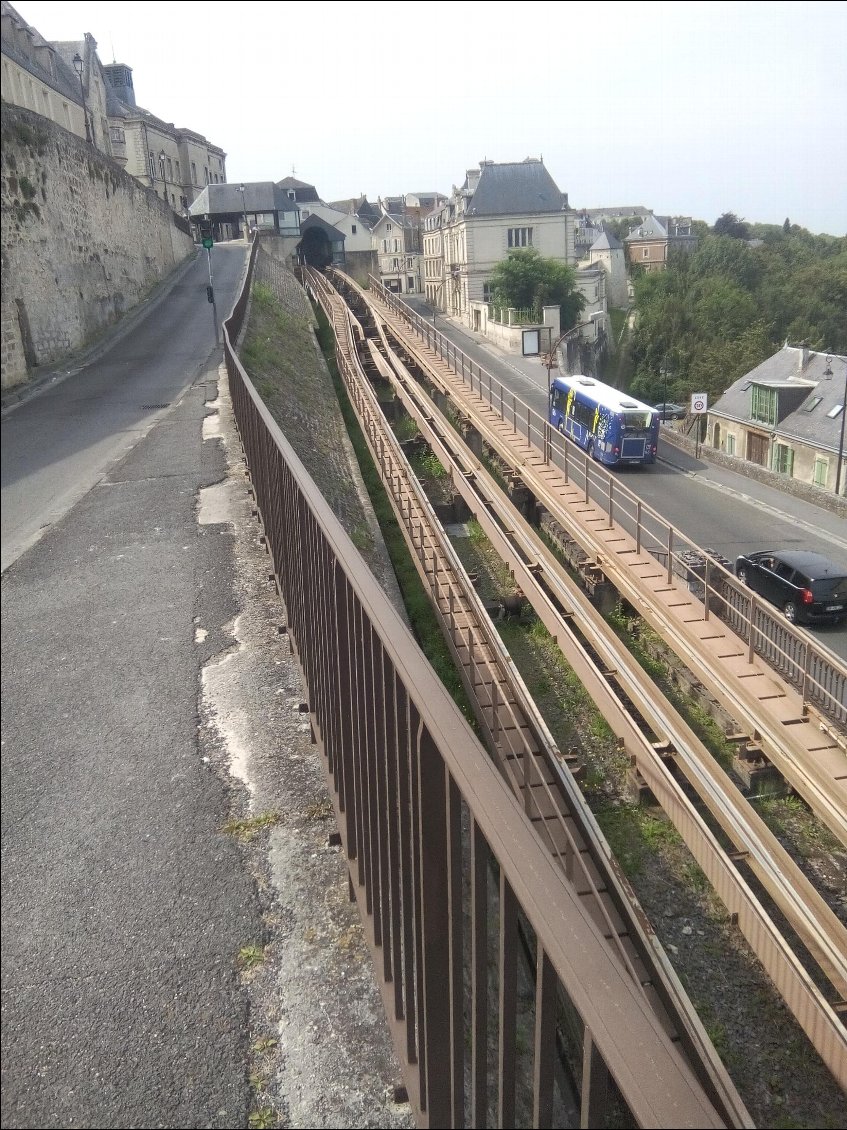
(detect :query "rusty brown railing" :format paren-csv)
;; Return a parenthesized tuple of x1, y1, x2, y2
(220, 252, 732, 1128)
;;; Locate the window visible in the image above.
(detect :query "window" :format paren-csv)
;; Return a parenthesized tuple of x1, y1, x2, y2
(750, 384, 777, 426)
(483, 281, 495, 303)
(407, 276, 415, 292)
(772, 443, 794, 476)
(302, 210, 310, 218)
(110, 126, 125, 143)
(407, 257, 414, 268)
(149, 154, 157, 180)
(814, 456, 829, 486)
(827, 403, 844, 419)
(352, 224, 357, 234)
(726, 433, 736, 456)
(167, 158, 173, 178)
(508, 227, 533, 248)
(803, 396, 823, 412)
(175, 161, 180, 180)
(191, 162, 197, 183)
(386, 223, 392, 232)
(642, 247, 650, 258)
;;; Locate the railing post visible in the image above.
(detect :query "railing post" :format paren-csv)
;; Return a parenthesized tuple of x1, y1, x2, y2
(666, 526, 674, 584)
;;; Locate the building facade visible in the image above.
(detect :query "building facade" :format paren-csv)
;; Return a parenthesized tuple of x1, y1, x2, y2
(707, 345, 846, 495)
(104, 63, 226, 215)
(423, 158, 576, 323)
(1, 2, 111, 154)
(624, 214, 697, 271)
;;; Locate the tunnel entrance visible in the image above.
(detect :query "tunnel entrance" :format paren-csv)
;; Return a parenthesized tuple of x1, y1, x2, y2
(299, 226, 333, 268)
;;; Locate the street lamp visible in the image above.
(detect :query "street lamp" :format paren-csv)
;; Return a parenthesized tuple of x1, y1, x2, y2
(544, 311, 605, 421)
(159, 149, 166, 186)
(659, 358, 672, 419)
(72, 53, 92, 145)
(239, 183, 248, 240)
(823, 356, 847, 496)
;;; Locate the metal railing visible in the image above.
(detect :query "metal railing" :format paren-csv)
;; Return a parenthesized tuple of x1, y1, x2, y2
(370, 277, 847, 728)
(220, 250, 731, 1128)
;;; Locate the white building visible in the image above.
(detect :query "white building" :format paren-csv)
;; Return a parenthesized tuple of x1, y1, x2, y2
(423, 158, 576, 324)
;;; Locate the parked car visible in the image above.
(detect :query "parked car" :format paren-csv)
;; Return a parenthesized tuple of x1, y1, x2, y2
(734, 549, 847, 625)
(653, 401, 687, 420)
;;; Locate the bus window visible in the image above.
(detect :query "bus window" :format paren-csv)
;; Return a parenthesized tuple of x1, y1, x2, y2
(622, 411, 652, 430)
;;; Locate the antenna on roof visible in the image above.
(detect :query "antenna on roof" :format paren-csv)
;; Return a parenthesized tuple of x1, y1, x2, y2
(110, 31, 116, 62)
(291, 164, 296, 177)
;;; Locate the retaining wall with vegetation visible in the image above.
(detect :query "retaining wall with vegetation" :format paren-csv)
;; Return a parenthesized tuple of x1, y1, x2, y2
(1, 104, 195, 390)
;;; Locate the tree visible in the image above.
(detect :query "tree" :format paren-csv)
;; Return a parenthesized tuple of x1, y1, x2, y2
(489, 248, 585, 328)
(783, 217, 791, 234)
(712, 212, 750, 240)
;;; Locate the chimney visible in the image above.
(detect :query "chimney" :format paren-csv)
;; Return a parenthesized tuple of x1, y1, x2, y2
(798, 343, 810, 371)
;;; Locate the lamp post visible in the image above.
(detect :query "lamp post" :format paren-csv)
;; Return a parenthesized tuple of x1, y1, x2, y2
(544, 311, 604, 421)
(158, 150, 166, 192)
(239, 183, 248, 240)
(660, 358, 671, 420)
(72, 53, 92, 145)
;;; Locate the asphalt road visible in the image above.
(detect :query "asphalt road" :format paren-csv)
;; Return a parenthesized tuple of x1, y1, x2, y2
(1, 244, 265, 1128)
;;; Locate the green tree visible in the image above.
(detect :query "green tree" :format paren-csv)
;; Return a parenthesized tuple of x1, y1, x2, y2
(490, 248, 585, 328)
(712, 212, 750, 240)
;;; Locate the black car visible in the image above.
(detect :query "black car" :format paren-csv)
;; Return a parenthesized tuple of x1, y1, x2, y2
(653, 401, 687, 420)
(734, 549, 847, 625)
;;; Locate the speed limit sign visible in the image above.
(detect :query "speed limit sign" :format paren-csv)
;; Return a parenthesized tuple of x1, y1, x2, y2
(691, 393, 708, 414)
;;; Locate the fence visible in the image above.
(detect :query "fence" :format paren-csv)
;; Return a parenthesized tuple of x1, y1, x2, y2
(220, 250, 730, 1128)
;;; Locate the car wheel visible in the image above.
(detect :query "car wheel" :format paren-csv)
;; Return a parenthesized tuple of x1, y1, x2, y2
(737, 566, 748, 585)
(784, 600, 797, 623)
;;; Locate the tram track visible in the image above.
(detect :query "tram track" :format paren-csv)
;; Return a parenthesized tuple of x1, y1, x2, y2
(305, 266, 847, 1097)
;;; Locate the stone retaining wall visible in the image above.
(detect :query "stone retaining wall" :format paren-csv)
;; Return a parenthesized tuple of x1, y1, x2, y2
(1, 105, 195, 390)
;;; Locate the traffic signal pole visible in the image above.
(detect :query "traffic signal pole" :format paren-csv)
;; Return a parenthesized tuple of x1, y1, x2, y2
(205, 245, 219, 346)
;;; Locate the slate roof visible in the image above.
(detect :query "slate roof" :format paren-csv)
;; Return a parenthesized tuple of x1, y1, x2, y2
(711, 346, 847, 452)
(276, 176, 320, 203)
(189, 182, 299, 217)
(1, 4, 82, 105)
(300, 213, 346, 241)
(624, 214, 669, 242)
(590, 231, 622, 251)
(464, 159, 566, 216)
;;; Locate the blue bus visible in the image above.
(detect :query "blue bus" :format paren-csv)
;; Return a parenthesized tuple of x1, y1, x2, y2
(549, 375, 660, 467)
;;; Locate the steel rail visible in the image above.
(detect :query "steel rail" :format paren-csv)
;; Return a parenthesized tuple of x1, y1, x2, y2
(352, 276, 847, 847)
(357, 300, 847, 1089)
(306, 268, 754, 1125)
(370, 275, 847, 730)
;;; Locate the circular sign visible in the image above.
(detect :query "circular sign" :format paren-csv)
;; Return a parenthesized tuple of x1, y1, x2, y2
(692, 396, 706, 413)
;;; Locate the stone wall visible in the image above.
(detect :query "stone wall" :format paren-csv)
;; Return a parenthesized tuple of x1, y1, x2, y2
(1, 105, 195, 390)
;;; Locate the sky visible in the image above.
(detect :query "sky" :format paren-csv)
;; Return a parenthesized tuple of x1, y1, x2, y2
(14, 1, 847, 235)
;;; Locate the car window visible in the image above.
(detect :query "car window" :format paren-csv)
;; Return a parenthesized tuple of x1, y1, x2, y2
(811, 576, 847, 599)
(774, 562, 795, 581)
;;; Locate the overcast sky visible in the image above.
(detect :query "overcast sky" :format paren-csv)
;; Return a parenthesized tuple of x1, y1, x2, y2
(15, 1, 847, 235)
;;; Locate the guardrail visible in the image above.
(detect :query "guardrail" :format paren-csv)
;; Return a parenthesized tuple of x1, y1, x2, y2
(220, 250, 732, 1128)
(370, 278, 847, 728)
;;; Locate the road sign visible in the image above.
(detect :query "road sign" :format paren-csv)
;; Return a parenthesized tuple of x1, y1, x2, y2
(691, 392, 708, 414)
(202, 237, 214, 249)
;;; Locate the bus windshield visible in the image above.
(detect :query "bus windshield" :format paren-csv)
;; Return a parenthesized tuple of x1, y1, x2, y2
(621, 411, 653, 430)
